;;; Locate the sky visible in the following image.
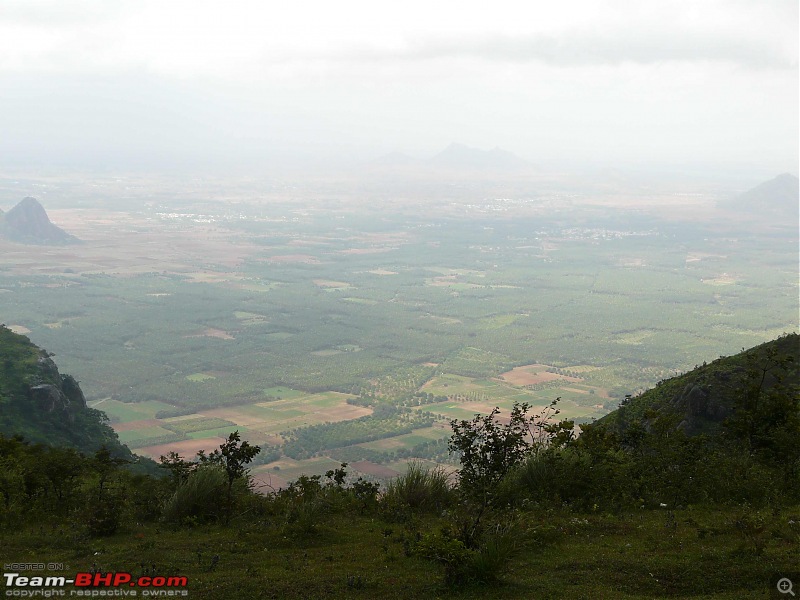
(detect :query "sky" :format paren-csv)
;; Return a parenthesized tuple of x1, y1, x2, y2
(0, 0, 797, 175)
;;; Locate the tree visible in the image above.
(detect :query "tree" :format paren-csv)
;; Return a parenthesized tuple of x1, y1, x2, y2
(723, 344, 799, 483)
(198, 431, 260, 523)
(159, 451, 196, 487)
(448, 399, 562, 506)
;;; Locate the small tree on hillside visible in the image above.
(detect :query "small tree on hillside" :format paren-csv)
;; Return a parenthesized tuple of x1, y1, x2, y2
(448, 400, 563, 505)
(198, 431, 260, 523)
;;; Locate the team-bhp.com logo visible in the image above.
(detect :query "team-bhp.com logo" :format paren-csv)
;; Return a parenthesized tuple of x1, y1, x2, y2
(4, 572, 188, 597)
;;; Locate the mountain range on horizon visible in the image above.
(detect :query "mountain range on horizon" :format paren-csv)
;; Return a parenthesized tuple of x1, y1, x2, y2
(368, 142, 534, 173)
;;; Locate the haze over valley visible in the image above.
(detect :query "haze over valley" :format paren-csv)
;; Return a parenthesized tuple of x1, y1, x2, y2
(0, 163, 796, 485)
(0, 2, 797, 597)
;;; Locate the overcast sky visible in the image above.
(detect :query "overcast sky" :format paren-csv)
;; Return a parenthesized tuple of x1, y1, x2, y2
(0, 0, 797, 175)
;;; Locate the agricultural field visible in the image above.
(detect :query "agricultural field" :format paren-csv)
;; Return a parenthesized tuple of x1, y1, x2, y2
(0, 176, 796, 479)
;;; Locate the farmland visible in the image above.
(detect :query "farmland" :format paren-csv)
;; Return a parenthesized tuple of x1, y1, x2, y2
(0, 174, 796, 479)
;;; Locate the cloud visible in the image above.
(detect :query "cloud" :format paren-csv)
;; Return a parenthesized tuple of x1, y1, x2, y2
(338, 30, 796, 70)
(0, 0, 123, 25)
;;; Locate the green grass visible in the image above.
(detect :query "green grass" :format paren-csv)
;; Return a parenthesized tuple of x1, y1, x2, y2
(91, 399, 150, 422)
(186, 373, 216, 382)
(264, 331, 294, 340)
(116, 425, 177, 443)
(163, 417, 236, 435)
(359, 428, 450, 451)
(1, 506, 794, 599)
(187, 425, 245, 439)
(263, 386, 307, 399)
(341, 297, 378, 305)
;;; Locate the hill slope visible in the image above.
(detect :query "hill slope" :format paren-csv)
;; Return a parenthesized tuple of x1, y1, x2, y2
(599, 333, 799, 438)
(0, 197, 78, 244)
(719, 173, 799, 218)
(430, 142, 531, 171)
(0, 325, 129, 456)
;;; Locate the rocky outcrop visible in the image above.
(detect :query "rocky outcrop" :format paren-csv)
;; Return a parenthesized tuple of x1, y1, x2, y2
(600, 333, 799, 439)
(0, 197, 78, 244)
(26, 361, 87, 423)
(672, 383, 735, 435)
(0, 325, 125, 454)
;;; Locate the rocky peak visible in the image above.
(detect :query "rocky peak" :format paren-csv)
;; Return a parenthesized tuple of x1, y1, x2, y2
(0, 197, 77, 244)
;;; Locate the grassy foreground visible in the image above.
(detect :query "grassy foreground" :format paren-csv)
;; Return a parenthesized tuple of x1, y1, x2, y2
(2, 505, 797, 599)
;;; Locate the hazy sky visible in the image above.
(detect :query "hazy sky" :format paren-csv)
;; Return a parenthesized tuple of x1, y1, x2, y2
(0, 0, 797, 174)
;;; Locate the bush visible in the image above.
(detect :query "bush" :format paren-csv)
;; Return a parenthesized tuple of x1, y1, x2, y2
(162, 465, 227, 524)
(414, 522, 518, 586)
(85, 493, 125, 536)
(382, 461, 453, 513)
(499, 448, 599, 509)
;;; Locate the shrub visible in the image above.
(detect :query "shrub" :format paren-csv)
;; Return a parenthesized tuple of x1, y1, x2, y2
(448, 400, 564, 506)
(382, 461, 453, 513)
(85, 493, 125, 536)
(162, 465, 226, 524)
(414, 522, 518, 586)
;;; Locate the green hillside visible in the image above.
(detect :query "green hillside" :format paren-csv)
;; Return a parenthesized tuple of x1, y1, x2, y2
(0, 333, 797, 598)
(601, 333, 797, 428)
(0, 324, 129, 456)
(598, 333, 799, 461)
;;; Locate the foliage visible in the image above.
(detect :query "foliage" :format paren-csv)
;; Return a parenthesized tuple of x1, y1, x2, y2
(0, 326, 131, 457)
(273, 463, 380, 537)
(196, 431, 261, 523)
(161, 465, 227, 524)
(448, 400, 562, 504)
(283, 409, 435, 459)
(413, 521, 519, 586)
(382, 460, 454, 514)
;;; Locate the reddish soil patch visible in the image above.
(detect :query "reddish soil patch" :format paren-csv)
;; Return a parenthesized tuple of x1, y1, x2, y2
(352, 232, 408, 244)
(428, 276, 456, 286)
(250, 470, 289, 494)
(499, 364, 582, 386)
(204, 328, 234, 340)
(338, 248, 394, 255)
(352, 461, 400, 478)
(134, 437, 227, 459)
(199, 408, 268, 427)
(113, 419, 162, 432)
(313, 279, 350, 288)
(460, 401, 503, 415)
(259, 435, 284, 447)
(183, 328, 234, 340)
(262, 254, 320, 264)
(318, 405, 372, 421)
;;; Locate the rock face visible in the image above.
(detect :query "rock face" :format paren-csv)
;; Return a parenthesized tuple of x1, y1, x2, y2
(24, 356, 89, 422)
(600, 333, 799, 438)
(0, 197, 77, 244)
(0, 325, 126, 454)
(671, 383, 735, 435)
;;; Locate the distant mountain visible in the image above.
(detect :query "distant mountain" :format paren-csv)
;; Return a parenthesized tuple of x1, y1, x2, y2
(429, 143, 531, 171)
(719, 173, 799, 218)
(361, 143, 534, 177)
(0, 325, 131, 457)
(369, 151, 421, 168)
(0, 197, 78, 244)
